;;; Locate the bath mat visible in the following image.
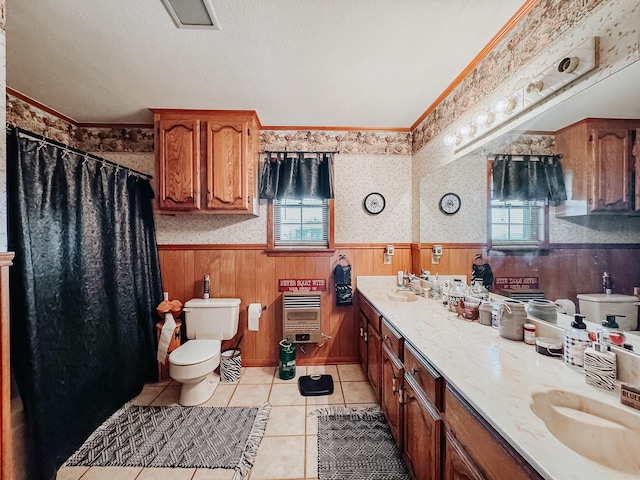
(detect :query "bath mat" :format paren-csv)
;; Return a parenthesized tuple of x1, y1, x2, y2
(62, 401, 271, 479)
(312, 407, 410, 480)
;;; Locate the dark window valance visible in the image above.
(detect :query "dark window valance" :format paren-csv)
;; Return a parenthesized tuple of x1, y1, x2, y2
(259, 152, 334, 200)
(491, 154, 567, 203)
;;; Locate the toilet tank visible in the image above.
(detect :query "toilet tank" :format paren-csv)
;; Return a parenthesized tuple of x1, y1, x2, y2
(577, 293, 639, 331)
(183, 298, 241, 340)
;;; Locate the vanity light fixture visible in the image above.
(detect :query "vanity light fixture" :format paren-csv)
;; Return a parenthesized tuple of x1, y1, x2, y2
(441, 38, 598, 153)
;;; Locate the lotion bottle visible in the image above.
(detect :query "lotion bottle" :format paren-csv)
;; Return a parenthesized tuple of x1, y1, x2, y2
(584, 331, 617, 390)
(563, 314, 590, 370)
(397, 271, 404, 288)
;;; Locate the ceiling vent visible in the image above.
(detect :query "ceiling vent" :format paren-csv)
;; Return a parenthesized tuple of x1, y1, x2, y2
(161, 0, 222, 30)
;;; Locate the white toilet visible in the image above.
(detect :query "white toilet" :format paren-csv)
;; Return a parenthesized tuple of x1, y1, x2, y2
(577, 293, 640, 331)
(169, 297, 241, 406)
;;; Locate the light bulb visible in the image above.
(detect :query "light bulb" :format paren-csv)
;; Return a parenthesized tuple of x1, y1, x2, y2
(491, 96, 516, 115)
(472, 111, 494, 127)
(457, 124, 476, 138)
(443, 133, 460, 146)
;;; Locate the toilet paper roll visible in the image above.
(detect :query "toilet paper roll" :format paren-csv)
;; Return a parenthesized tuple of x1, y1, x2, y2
(157, 312, 176, 364)
(248, 303, 262, 331)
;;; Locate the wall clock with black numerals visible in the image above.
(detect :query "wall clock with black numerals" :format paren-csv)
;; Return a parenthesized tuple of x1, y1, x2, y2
(363, 192, 386, 214)
(439, 192, 461, 215)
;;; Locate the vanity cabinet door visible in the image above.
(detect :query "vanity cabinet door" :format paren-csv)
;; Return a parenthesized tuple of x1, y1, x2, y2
(444, 431, 483, 480)
(403, 375, 442, 480)
(156, 116, 201, 211)
(361, 297, 382, 401)
(444, 386, 543, 480)
(367, 324, 382, 401)
(358, 310, 367, 373)
(381, 344, 403, 449)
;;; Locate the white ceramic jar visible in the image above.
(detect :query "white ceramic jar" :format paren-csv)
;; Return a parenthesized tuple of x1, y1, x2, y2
(498, 299, 528, 341)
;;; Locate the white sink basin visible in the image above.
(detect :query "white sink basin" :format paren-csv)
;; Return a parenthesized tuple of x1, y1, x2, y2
(530, 389, 640, 473)
(387, 289, 418, 302)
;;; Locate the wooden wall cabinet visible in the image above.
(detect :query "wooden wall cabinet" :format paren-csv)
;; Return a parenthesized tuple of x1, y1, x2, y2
(555, 118, 640, 216)
(153, 109, 260, 215)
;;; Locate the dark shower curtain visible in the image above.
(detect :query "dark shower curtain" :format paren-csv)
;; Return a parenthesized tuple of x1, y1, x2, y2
(7, 128, 163, 479)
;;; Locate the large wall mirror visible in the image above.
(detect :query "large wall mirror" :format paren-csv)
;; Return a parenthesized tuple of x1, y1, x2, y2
(422, 59, 640, 345)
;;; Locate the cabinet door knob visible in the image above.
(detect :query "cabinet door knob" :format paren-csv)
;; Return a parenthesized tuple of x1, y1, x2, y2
(384, 335, 390, 341)
(411, 367, 418, 375)
(359, 327, 363, 337)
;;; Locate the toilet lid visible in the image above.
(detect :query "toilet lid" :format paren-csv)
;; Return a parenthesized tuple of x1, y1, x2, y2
(169, 339, 221, 366)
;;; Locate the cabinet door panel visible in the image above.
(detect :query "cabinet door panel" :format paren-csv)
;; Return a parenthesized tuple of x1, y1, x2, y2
(381, 345, 403, 449)
(444, 432, 483, 480)
(359, 313, 367, 373)
(367, 326, 382, 401)
(207, 122, 246, 209)
(158, 118, 200, 210)
(591, 127, 629, 211)
(403, 376, 442, 480)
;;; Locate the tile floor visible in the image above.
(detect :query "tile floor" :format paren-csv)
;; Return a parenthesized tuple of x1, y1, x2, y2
(56, 364, 378, 480)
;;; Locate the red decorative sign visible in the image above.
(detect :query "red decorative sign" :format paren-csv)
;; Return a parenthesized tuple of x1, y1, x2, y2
(278, 279, 327, 292)
(495, 277, 539, 289)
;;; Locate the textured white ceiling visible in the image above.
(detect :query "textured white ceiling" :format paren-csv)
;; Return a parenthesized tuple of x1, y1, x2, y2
(6, 0, 526, 127)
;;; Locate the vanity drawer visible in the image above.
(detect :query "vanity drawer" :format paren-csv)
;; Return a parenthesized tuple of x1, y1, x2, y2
(381, 319, 403, 361)
(404, 343, 443, 411)
(360, 296, 381, 334)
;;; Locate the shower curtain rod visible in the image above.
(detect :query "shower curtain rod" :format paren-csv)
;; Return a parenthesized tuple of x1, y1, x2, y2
(489, 153, 562, 161)
(8, 125, 153, 180)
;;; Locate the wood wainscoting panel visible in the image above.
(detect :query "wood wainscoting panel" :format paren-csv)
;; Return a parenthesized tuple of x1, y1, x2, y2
(416, 243, 640, 315)
(157, 244, 413, 367)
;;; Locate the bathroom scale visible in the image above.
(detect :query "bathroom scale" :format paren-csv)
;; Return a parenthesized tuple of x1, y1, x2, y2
(298, 374, 334, 396)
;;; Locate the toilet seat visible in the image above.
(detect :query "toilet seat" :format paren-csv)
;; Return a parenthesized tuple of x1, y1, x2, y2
(169, 339, 221, 366)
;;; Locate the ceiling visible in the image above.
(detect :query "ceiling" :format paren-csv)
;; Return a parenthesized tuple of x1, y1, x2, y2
(7, 0, 527, 128)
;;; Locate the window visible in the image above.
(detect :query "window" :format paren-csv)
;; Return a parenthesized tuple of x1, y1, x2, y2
(489, 199, 547, 248)
(269, 198, 333, 252)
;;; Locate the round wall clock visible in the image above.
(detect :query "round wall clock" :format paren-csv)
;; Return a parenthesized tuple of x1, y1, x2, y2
(364, 192, 386, 215)
(439, 192, 461, 215)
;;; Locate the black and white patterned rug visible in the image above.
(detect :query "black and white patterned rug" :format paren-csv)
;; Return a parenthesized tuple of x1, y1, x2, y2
(63, 401, 271, 479)
(314, 407, 411, 480)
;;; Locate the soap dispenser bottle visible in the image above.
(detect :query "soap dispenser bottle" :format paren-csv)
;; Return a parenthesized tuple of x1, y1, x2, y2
(584, 331, 617, 390)
(597, 314, 627, 347)
(563, 314, 590, 370)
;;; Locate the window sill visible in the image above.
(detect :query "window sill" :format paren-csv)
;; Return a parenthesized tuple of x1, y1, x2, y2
(265, 248, 336, 257)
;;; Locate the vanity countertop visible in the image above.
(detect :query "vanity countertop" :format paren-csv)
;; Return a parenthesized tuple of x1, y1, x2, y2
(356, 276, 640, 480)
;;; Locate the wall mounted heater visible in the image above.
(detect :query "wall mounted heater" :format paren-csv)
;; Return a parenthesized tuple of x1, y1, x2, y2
(282, 291, 324, 343)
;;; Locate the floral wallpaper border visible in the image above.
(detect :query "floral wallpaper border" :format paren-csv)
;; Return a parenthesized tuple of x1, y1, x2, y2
(260, 130, 411, 156)
(412, 0, 606, 153)
(7, 95, 412, 156)
(7, 95, 155, 153)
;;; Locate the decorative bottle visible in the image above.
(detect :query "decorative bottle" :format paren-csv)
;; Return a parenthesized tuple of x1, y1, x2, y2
(584, 331, 617, 390)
